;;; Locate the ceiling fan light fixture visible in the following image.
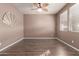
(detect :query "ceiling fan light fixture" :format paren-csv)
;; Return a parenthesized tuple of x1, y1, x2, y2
(37, 8, 42, 12)
(32, 3, 48, 12)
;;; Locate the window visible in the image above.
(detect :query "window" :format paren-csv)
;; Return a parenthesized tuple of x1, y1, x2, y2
(60, 4, 79, 32)
(60, 10, 68, 31)
(69, 4, 79, 32)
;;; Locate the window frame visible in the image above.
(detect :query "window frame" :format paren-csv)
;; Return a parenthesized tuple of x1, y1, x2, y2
(59, 10, 69, 32)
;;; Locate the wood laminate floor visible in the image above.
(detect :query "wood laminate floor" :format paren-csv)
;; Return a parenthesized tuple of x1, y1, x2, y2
(0, 39, 79, 56)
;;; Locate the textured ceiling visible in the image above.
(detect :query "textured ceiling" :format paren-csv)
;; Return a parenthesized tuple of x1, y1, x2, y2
(13, 3, 66, 14)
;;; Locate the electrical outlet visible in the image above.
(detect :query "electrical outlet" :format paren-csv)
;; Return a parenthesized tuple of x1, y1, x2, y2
(72, 40, 74, 43)
(0, 43, 2, 46)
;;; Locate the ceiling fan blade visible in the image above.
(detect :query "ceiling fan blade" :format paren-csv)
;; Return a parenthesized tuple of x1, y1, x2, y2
(42, 3, 48, 7)
(42, 7, 48, 11)
(33, 3, 40, 8)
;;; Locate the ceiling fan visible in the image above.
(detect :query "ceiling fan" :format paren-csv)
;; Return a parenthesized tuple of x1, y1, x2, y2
(32, 3, 48, 12)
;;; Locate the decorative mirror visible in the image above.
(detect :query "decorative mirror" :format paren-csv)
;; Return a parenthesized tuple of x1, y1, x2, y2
(2, 11, 15, 25)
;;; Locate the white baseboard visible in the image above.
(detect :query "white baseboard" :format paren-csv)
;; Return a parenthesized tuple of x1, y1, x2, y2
(0, 37, 23, 52)
(57, 38, 79, 52)
(24, 37, 56, 39)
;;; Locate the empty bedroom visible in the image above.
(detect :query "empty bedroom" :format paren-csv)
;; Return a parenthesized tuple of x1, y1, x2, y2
(0, 3, 79, 56)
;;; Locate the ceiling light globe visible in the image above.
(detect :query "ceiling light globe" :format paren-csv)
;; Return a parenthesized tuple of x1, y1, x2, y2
(37, 8, 42, 12)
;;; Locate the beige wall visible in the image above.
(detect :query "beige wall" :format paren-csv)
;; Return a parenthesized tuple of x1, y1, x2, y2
(0, 4, 23, 50)
(24, 14, 56, 37)
(56, 3, 79, 49)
